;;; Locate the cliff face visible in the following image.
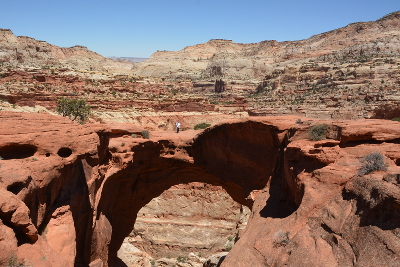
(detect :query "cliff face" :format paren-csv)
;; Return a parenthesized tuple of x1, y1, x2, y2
(0, 111, 400, 266)
(0, 29, 135, 73)
(1, 12, 400, 123)
(135, 11, 400, 80)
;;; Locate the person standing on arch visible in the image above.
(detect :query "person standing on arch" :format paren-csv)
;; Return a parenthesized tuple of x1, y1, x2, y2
(176, 121, 181, 133)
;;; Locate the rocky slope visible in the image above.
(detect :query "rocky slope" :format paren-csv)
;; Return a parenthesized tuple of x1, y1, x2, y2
(0, 68, 248, 129)
(0, 29, 136, 73)
(1, 12, 400, 122)
(0, 111, 399, 266)
(135, 12, 400, 80)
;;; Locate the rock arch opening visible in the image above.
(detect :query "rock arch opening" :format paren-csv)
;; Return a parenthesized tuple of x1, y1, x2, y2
(117, 182, 251, 266)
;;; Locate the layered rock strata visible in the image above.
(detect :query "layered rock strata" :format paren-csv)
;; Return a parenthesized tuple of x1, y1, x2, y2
(1, 12, 400, 122)
(118, 182, 250, 266)
(0, 29, 135, 73)
(135, 12, 400, 80)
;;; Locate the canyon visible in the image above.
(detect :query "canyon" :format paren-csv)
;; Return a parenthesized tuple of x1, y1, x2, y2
(0, 10, 400, 267)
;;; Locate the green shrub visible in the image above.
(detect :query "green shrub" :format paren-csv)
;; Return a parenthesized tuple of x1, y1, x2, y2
(177, 256, 186, 263)
(194, 122, 211, 130)
(141, 130, 150, 139)
(56, 97, 90, 122)
(392, 118, 400, 122)
(6, 254, 27, 267)
(309, 124, 328, 141)
(358, 152, 387, 175)
(131, 133, 137, 138)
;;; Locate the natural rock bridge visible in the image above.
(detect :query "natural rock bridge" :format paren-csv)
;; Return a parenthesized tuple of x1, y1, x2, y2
(0, 112, 399, 267)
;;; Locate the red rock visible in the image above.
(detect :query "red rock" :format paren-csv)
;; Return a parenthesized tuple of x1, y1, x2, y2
(1, 112, 400, 267)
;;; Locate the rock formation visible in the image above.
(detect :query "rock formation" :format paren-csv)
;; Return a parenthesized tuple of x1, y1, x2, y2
(1, 12, 400, 122)
(0, 29, 136, 73)
(0, 111, 399, 266)
(118, 182, 250, 266)
(135, 12, 400, 80)
(1, 10, 400, 267)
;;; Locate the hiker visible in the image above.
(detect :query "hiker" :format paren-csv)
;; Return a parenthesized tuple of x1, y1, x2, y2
(176, 121, 181, 133)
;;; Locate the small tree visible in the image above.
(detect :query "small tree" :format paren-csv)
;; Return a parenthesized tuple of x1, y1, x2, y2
(56, 97, 90, 122)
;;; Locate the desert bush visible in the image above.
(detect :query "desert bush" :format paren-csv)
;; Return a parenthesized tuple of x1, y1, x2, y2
(194, 122, 211, 130)
(141, 130, 150, 139)
(131, 133, 137, 138)
(358, 152, 387, 175)
(225, 243, 233, 251)
(309, 124, 328, 141)
(177, 256, 186, 263)
(5, 254, 28, 267)
(56, 97, 90, 122)
(392, 118, 400, 122)
(273, 230, 290, 247)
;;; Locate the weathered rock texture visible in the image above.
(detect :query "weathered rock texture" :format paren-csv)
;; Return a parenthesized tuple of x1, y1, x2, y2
(118, 182, 250, 265)
(0, 29, 135, 73)
(1, 111, 400, 266)
(2, 12, 400, 122)
(135, 12, 400, 80)
(0, 69, 248, 129)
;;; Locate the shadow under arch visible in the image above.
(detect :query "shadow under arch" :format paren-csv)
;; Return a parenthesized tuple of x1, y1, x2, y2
(94, 120, 302, 266)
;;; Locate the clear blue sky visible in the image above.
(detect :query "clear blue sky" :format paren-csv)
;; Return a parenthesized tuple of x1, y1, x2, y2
(1, 0, 399, 58)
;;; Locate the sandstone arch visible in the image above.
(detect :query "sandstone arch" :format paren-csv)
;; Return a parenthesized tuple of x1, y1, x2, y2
(92, 120, 303, 266)
(2, 112, 400, 267)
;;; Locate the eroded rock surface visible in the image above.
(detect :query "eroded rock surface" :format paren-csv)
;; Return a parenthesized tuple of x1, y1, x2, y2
(118, 182, 250, 265)
(0, 29, 135, 73)
(135, 12, 400, 80)
(0, 112, 400, 267)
